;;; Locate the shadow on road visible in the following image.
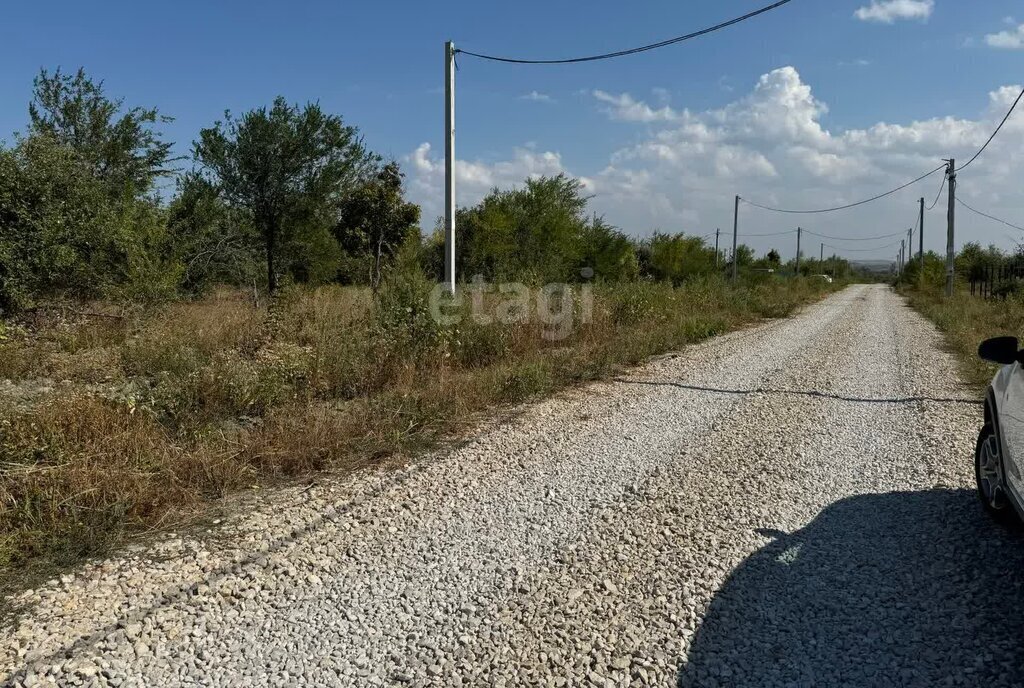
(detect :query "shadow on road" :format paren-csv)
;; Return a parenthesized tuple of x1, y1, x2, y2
(617, 379, 981, 406)
(677, 489, 1024, 687)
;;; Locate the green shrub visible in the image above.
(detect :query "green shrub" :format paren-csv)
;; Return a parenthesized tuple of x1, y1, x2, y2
(607, 281, 660, 325)
(373, 260, 445, 360)
(452, 319, 513, 368)
(0, 135, 181, 313)
(499, 362, 552, 402)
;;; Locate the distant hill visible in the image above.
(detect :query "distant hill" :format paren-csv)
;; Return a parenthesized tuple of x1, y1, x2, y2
(850, 260, 894, 274)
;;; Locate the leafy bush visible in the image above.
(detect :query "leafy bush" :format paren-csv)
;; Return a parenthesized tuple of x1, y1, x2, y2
(0, 135, 180, 312)
(606, 281, 661, 325)
(449, 174, 639, 283)
(373, 257, 446, 360)
(645, 232, 717, 284)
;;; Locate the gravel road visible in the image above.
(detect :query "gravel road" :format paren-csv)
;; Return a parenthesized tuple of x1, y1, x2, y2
(5, 283, 1024, 687)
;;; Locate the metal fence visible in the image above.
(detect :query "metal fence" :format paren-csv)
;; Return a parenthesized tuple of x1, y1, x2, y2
(969, 261, 1024, 299)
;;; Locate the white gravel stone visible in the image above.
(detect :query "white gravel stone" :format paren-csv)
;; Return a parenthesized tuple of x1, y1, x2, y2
(3, 285, 1021, 687)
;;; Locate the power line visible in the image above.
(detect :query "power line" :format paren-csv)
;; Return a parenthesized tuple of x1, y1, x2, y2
(740, 165, 946, 214)
(803, 229, 905, 241)
(825, 239, 904, 254)
(736, 229, 797, 237)
(455, 0, 794, 64)
(956, 85, 1024, 172)
(956, 196, 1024, 232)
(924, 171, 946, 211)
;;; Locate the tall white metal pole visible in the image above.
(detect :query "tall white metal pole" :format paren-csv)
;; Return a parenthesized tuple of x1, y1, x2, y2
(444, 41, 457, 293)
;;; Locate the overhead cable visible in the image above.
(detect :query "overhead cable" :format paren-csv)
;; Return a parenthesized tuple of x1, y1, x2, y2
(924, 172, 947, 211)
(825, 239, 904, 254)
(804, 229, 906, 241)
(740, 165, 946, 214)
(736, 229, 797, 237)
(956, 197, 1024, 232)
(956, 85, 1024, 172)
(455, 0, 794, 64)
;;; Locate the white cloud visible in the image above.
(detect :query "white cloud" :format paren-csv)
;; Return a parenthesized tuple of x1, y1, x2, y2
(985, 23, 1024, 49)
(592, 90, 680, 122)
(854, 0, 933, 24)
(717, 67, 832, 147)
(838, 58, 872, 67)
(406, 143, 572, 222)
(519, 91, 554, 103)
(405, 67, 1024, 255)
(651, 87, 671, 104)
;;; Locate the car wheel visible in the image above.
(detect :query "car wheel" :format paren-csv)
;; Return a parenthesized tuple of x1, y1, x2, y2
(975, 424, 1018, 523)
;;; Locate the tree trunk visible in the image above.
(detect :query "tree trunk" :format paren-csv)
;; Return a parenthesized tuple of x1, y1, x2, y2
(372, 234, 384, 293)
(266, 224, 277, 295)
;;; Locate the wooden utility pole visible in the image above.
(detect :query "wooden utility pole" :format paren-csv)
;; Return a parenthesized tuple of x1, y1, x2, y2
(715, 228, 721, 269)
(443, 41, 457, 294)
(795, 227, 801, 277)
(919, 196, 925, 282)
(820, 242, 824, 266)
(945, 159, 956, 297)
(732, 196, 739, 281)
(907, 228, 913, 272)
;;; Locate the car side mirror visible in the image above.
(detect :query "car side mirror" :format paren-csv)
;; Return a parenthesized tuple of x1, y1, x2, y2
(978, 336, 1021, 365)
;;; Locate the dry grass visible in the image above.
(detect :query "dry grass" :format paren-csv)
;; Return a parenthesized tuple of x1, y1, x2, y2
(0, 275, 839, 588)
(902, 286, 1024, 391)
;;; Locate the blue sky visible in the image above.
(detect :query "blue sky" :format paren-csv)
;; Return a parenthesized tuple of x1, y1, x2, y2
(2, 0, 1023, 260)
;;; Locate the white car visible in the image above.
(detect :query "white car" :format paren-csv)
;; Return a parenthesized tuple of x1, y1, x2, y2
(976, 336, 1024, 523)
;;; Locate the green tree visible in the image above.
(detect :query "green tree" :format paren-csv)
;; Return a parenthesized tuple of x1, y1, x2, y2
(167, 173, 261, 292)
(766, 249, 781, 266)
(335, 162, 421, 289)
(956, 241, 1004, 282)
(734, 245, 755, 267)
(579, 217, 638, 281)
(193, 97, 377, 293)
(29, 67, 176, 194)
(455, 174, 589, 282)
(0, 134, 177, 311)
(645, 233, 716, 284)
(902, 250, 946, 289)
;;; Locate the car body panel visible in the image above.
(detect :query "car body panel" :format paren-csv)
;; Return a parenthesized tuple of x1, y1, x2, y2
(987, 364, 1024, 519)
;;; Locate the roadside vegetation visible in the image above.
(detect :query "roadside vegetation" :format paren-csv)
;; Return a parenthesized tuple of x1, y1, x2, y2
(0, 68, 851, 588)
(897, 244, 1024, 390)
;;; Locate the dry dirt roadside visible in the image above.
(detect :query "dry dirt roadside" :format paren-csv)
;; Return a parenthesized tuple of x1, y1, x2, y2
(4, 284, 1023, 687)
